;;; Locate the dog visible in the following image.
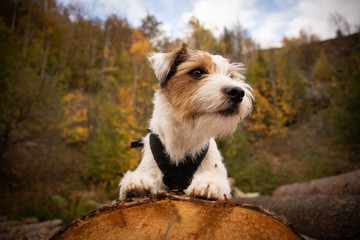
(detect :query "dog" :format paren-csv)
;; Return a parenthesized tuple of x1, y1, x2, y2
(119, 43, 253, 200)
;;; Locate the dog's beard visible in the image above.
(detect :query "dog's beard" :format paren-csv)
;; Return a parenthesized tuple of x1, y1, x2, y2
(190, 112, 241, 139)
(190, 104, 240, 119)
(217, 102, 240, 117)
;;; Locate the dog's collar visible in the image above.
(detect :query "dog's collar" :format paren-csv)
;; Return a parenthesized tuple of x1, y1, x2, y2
(149, 133, 209, 192)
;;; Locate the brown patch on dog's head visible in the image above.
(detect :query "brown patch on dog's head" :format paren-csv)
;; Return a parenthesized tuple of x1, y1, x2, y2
(161, 49, 217, 121)
(162, 43, 189, 87)
(148, 43, 189, 86)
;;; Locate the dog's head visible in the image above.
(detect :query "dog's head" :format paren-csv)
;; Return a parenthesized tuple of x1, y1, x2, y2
(149, 43, 254, 137)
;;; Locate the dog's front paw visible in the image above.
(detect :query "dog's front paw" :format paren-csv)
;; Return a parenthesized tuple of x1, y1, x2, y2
(185, 173, 231, 200)
(119, 171, 156, 200)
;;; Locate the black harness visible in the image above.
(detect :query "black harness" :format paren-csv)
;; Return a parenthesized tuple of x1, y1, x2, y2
(131, 133, 209, 192)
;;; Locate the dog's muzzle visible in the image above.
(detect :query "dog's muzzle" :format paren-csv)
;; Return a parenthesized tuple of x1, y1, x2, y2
(224, 86, 245, 103)
(217, 86, 245, 117)
(219, 86, 245, 117)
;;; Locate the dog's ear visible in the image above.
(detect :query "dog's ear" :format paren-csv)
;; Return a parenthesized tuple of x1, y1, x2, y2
(148, 43, 188, 87)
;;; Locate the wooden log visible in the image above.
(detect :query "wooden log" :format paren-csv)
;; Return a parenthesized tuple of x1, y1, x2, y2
(237, 195, 360, 240)
(17, 219, 62, 233)
(50, 193, 303, 240)
(273, 169, 360, 196)
(0, 218, 62, 240)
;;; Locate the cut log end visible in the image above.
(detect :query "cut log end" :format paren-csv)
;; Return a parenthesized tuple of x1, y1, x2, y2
(51, 193, 303, 240)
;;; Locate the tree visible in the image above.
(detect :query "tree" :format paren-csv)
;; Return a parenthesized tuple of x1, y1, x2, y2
(315, 48, 333, 82)
(220, 22, 248, 62)
(186, 16, 220, 52)
(221, 27, 235, 58)
(129, 30, 153, 108)
(329, 12, 351, 37)
(139, 14, 162, 43)
(0, 0, 64, 160)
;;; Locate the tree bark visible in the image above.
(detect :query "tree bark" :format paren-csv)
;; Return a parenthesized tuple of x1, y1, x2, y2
(132, 64, 138, 107)
(50, 193, 303, 240)
(269, 49, 280, 136)
(11, 0, 19, 32)
(273, 169, 360, 196)
(40, 38, 51, 80)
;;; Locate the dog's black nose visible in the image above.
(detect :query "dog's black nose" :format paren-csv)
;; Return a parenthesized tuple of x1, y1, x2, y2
(224, 86, 245, 103)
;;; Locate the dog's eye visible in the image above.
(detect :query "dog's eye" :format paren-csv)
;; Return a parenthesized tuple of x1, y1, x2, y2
(188, 68, 207, 79)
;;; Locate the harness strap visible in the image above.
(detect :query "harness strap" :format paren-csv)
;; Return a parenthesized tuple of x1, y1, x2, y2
(149, 133, 209, 192)
(130, 140, 144, 148)
(130, 129, 151, 148)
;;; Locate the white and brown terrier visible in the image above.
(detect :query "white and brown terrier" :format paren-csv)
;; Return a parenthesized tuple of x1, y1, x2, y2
(119, 44, 253, 200)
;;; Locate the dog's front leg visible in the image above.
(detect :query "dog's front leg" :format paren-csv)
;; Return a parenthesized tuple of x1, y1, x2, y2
(184, 141, 231, 200)
(184, 139, 231, 200)
(119, 139, 164, 200)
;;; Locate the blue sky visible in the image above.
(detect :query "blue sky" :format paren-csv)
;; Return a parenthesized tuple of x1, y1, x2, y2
(58, 0, 360, 48)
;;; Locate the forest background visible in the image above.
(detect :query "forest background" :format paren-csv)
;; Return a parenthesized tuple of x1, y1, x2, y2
(1, 0, 359, 224)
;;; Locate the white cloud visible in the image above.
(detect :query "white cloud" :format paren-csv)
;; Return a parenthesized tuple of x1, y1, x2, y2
(285, 0, 360, 40)
(250, 11, 292, 48)
(180, 0, 258, 38)
(96, 0, 147, 25)
(246, 0, 360, 48)
(160, 23, 172, 36)
(285, 0, 334, 39)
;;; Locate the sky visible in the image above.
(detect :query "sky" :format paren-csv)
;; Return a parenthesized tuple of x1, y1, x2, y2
(58, 0, 360, 48)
